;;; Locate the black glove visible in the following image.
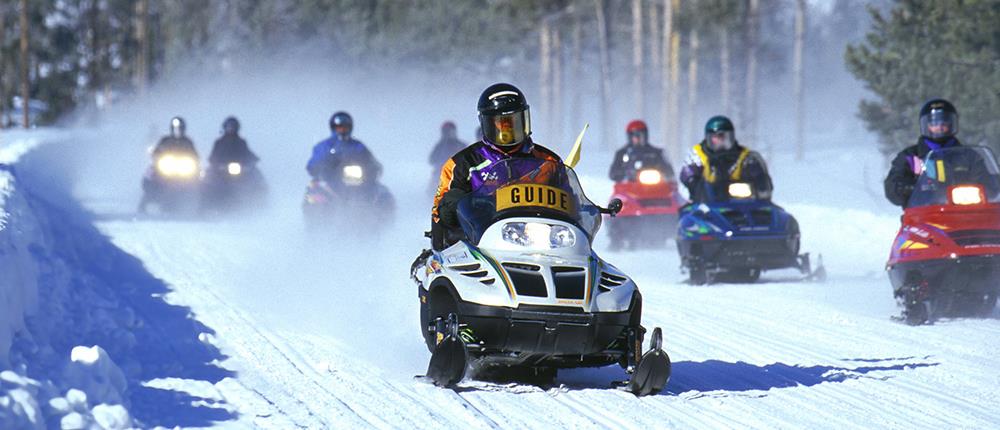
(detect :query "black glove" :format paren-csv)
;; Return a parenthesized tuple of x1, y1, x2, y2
(437, 188, 467, 227)
(895, 182, 914, 201)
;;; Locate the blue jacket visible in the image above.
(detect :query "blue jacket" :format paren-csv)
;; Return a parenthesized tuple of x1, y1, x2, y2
(306, 134, 382, 182)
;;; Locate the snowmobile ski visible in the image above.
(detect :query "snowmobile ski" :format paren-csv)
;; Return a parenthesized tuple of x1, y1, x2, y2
(425, 314, 467, 387)
(627, 327, 671, 396)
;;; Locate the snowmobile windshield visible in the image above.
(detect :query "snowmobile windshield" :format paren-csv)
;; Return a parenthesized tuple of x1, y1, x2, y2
(456, 158, 602, 245)
(908, 146, 1000, 208)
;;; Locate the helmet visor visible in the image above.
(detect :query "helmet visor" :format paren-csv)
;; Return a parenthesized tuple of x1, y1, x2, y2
(628, 130, 648, 145)
(920, 110, 958, 139)
(707, 130, 734, 151)
(482, 110, 530, 147)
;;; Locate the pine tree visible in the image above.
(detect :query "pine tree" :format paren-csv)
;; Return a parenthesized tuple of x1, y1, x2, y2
(846, 0, 1000, 155)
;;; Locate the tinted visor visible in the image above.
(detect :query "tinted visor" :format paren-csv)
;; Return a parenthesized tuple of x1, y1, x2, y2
(920, 110, 958, 139)
(706, 130, 734, 151)
(482, 110, 530, 147)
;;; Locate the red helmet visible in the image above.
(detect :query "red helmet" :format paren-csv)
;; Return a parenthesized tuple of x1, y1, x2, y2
(626, 120, 648, 134)
(441, 121, 456, 132)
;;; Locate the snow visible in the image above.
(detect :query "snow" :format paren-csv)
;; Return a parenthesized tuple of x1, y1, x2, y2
(2, 125, 999, 428)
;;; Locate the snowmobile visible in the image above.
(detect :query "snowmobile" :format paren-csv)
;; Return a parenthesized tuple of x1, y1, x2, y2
(411, 158, 670, 395)
(607, 155, 685, 249)
(200, 160, 268, 215)
(887, 145, 1000, 325)
(139, 149, 200, 214)
(676, 180, 823, 284)
(302, 161, 395, 232)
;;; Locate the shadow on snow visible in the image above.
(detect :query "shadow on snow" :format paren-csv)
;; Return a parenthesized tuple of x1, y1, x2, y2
(12, 146, 237, 427)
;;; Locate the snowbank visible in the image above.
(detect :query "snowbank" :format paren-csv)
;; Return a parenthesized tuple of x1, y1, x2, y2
(1, 134, 134, 429)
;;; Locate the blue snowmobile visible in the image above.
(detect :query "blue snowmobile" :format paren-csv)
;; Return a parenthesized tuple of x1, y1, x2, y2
(676, 181, 824, 284)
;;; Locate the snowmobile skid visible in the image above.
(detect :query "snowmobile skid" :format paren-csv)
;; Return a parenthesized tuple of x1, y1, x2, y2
(413, 158, 670, 395)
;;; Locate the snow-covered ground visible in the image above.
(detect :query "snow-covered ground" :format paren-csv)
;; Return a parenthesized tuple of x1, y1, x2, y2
(4, 129, 1000, 429)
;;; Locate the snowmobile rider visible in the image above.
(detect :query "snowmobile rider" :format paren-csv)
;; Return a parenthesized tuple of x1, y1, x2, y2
(152, 116, 197, 157)
(306, 111, 383, 188)
(139, 116, 198, 213)
(431, 83, 563, 250)
(884, 99, 962, 207)
(428, 121, 468, 169)
(609, 120, 675, 182)
(679, 115, 772, 203)
(209, 116, 259, 168)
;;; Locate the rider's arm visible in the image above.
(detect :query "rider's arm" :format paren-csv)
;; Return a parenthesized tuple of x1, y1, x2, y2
(679, 148, 703, 189)
(884, 151, 916, 207)
(609, 148, 627, 181)
(742, 152, 773, 195)
(306, 142, 329, 178)
(208, 139, 223, 166)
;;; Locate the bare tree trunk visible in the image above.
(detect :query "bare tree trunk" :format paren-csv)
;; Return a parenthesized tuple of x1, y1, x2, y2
(686, 28, 699, 147)
(553, 25, 564, 147)
(720, 26, 731, 115)
(135, 0, 150, 95)
(793, 0, 806, 160)
(595, 0, 613, 148)
(570, 16, 582, 136)
(632, 0, 645, 118)
(540, 20, 552, 142)
(744, 0, 760, 149)
(661, 0, 681, 161)
(19, 0, 28, 128)
(0, 5, 6, 127)
(649, 0, 661, 82)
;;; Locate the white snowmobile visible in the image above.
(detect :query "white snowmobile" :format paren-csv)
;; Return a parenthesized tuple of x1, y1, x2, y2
(411, 157, 670, 396)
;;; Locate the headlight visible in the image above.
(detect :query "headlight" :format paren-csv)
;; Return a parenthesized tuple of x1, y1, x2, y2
(638, 169, 662, 185)
(343, 165, 364, 185)
(501, 222, 576, 249)
(728, 182, 753, 199)
(227, 162, 242, 176)
(156, 154, 198, 177)
(950, 185, 984, 205)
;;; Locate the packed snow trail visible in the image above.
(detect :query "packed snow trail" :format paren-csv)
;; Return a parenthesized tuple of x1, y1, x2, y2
(48, 137, 999, 428)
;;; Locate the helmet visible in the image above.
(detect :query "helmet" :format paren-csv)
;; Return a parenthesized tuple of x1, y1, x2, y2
(919, 98, 958, 141)
(704, 115, 735, 152)
(441, 121, 457, 139)
(626, 120, 648, 145)
(477, 83, 530, 148)
(329, 111, 353, 139)
(222, 116, 240, 135)
(170, 116, 186, 138)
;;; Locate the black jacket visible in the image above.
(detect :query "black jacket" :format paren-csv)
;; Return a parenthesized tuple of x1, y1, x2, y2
(153, 136, 196, 157)
(884, 137, 961, 207)
(609, 144, 674, 182)
(209, 134, 258, 166)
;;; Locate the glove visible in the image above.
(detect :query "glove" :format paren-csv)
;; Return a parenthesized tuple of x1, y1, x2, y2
(895, 182, 914, 200)
(437, 188, 467, 227)
(680, 164, 701, 186)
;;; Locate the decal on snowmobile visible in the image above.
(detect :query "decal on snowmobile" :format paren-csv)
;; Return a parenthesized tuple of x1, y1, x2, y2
(496, 184, 572, 214)
(469, 247, 515, 300)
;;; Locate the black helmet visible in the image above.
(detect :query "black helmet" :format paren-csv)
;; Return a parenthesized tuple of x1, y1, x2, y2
(704, 115, 735, 152)
(477, 83, 530, 148)
(329, 111, 353, 139)
(222, 116, 240, 135)
(919, 98, 958, 141)
(170, 116, 186, 138)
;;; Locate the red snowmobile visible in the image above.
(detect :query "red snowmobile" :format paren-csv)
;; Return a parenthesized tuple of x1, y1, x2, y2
(607, 155, 685, 249)
(887, 145, 1000, 324)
